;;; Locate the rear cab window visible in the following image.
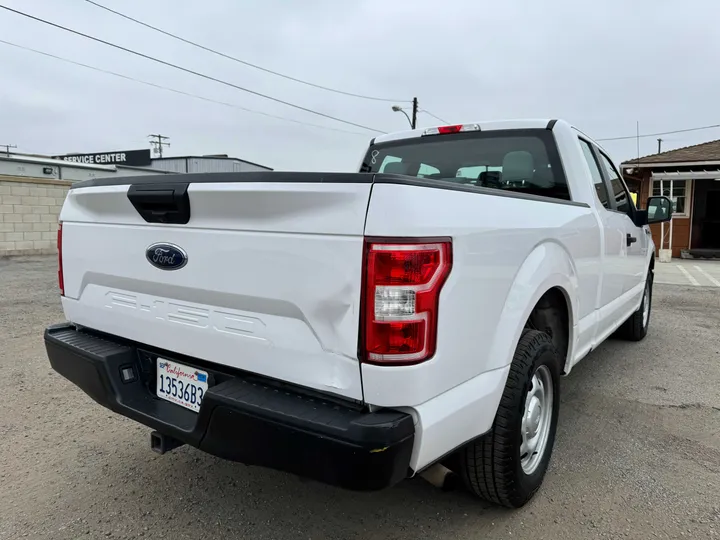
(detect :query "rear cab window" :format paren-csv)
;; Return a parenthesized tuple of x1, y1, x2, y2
(360, 129, 571, 201)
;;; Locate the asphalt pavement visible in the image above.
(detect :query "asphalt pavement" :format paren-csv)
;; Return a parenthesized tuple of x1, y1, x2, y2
(1, 256, 719, 540)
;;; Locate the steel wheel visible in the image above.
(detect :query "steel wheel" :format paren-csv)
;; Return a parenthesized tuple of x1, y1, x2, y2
(520, 365, 554, 475)
(460, 330, 561, 507)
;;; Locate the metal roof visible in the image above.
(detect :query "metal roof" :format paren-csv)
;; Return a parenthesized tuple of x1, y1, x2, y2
(152, 155, 271, 170)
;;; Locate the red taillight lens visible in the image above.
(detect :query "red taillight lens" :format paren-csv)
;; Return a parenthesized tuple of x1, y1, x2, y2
(372, 247, 442, 286)
(57, 222, 64, 296)
(362, 239, 452, 365)
(437, 125, 463, 134)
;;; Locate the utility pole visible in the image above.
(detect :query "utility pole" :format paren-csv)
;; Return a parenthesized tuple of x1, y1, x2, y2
(411, 97, 418, 130)
(148, 134, 170, 158)
(391, 98, 420, 129)
(657, 138, 663, 154)
(1, 143, 17, 157)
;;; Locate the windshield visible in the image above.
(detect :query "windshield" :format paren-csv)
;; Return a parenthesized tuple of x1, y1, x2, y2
(360, 129, 570, 201)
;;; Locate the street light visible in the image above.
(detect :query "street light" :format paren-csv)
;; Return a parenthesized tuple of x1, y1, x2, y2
(392, 105, 413, 129)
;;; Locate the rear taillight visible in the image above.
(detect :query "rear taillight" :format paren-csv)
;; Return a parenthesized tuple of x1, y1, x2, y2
(57, 222, 64, 296)
(361, 239, 452, 365)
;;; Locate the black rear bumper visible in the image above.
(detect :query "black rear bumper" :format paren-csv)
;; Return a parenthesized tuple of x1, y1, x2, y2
(44, 323, 414, 491)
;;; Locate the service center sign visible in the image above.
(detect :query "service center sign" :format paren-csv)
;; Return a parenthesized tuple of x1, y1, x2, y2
(54, 149, 152, 167)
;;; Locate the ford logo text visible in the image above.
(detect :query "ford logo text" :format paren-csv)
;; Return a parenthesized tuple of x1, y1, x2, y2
(146, 243, 188, 271)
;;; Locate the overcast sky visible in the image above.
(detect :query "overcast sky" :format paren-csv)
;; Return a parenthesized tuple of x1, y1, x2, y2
(1, 0, 719, 171)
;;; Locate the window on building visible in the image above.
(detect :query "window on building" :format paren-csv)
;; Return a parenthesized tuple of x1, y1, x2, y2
(579, 139, 610, 209)
(652, 179, 689, 216)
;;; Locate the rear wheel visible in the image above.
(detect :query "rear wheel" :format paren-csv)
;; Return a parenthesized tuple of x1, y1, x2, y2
(617, 270, 653, 341)
(459, 329, 561, 508)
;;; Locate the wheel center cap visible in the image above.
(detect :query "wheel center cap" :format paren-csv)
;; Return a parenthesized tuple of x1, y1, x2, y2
(526, 397, 542, 437)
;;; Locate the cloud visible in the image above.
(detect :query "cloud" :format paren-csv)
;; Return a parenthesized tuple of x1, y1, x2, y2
(1, 0, 719, 171)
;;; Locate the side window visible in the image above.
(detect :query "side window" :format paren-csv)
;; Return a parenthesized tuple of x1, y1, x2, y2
(456, 166, 502, 181)
(579, 139, 610, 209)
(598, 153, 632, 214)
(378, 157, 439, 178)
(378, 156, 403, 173)
(417, 163, 440, 178)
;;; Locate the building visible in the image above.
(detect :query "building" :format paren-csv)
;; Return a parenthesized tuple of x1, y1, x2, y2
(621, 140, 720, 259)
(51, 148, 272, 174)
(0, 153, 171, 257)
(1, 149, 272, 257)
(148, 155, 272, 174)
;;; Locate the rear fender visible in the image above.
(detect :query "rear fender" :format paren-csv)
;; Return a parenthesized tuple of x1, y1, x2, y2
(399, 242, 579, 471)
(486, 242, 578, 374)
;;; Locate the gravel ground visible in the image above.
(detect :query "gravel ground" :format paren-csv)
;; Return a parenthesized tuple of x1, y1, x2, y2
(1, 256, 719, 540)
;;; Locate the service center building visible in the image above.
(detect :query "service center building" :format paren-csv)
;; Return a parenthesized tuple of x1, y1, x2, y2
(2, 147, 272, 256)
(56, 149, 153, 167)
(61, 152, 131, 165)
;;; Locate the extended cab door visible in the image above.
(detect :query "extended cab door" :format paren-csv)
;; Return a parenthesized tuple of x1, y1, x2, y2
(595, 150, 648, 294)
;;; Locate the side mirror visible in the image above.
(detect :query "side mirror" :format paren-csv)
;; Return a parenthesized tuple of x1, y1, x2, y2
(647, 196, 673, 224)
(633, 196, 673, 227)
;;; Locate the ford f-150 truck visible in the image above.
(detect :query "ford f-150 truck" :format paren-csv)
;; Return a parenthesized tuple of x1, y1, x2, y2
(44, 119, 672, 508)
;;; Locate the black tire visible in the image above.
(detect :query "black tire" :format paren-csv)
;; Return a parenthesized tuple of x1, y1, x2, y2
(616, 269, 653, 341)
(459, 329, 561, 508)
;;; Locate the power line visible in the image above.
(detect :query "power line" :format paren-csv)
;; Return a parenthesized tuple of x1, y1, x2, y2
(420, 109, 449, 124)
(83, 0, 408, 104)
(597, 123, 720, 142)
(0, 4, 385, 134)
(0, 39, 370, 137)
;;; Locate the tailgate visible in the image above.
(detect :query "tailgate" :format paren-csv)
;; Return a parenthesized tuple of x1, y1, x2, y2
(59, 173, 372, 401)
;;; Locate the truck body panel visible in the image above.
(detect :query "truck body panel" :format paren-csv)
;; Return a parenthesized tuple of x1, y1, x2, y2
(361, 180, 601, 406)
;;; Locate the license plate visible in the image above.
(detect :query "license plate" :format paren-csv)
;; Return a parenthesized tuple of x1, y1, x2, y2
(156, 358, 208, 413)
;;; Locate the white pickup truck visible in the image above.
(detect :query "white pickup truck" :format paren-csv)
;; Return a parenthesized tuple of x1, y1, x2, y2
(45, 119, 672, 508)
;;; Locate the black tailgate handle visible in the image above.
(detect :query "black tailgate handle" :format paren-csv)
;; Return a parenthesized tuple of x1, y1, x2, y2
(127, 183, 191, 224)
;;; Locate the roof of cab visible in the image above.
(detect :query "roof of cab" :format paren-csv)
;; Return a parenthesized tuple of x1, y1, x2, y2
(372, 119, 565, 145)
(369, 119, 618, 160)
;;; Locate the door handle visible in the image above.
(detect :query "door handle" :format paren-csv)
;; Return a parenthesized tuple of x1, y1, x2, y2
(626, 234, 637, 247)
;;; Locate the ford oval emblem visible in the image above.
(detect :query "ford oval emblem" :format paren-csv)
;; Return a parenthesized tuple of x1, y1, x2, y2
(146, 243, 188, 270)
